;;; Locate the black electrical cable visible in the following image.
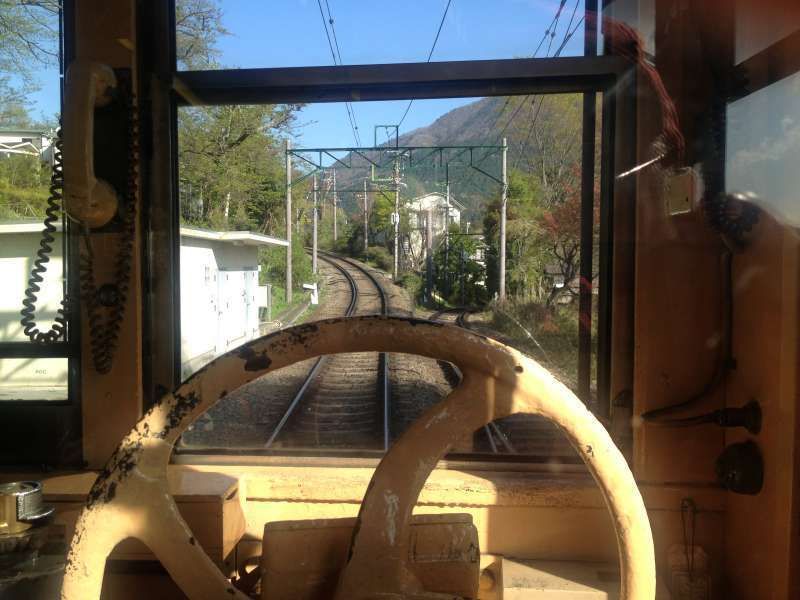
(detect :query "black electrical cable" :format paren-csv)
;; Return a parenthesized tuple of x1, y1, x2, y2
(323, 0, 344, 64)
(512, 8, 583, 169)
(532, 0, 568, 58)
(647, 401, 761, 434)
(315, 0, 361, 146)
(398, 0, 453, 128)
(463, 0, 570, 171)
(453, 1, 573, 195)
(321, 0, 359, 144)
(459, 0, 580, 195)
(78, 90, 139, 374)
(640, 249, 734, 422)
(321, 0, 361, 146)
(640, 44, 759, 426)
(316, 0, 337, 64)
(20, 128, 69, 343)
(492, 0, 570, 140)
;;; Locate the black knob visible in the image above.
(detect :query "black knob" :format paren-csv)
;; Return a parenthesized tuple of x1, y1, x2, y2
(97, 283, 121, 307)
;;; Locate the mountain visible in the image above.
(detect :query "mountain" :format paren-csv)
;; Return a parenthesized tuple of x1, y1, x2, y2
(331, 93, 584, 221)
(396, 97, 503, 147)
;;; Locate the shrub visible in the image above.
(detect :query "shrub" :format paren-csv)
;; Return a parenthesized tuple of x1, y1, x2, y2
(489, 298, 581, 390)
(259, 236, 314, 289)
(397, 272, 422, 303)
(365, 245, 393, 273)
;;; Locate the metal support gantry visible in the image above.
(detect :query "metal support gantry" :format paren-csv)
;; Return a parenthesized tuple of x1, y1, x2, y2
(284, 141, 507, 293)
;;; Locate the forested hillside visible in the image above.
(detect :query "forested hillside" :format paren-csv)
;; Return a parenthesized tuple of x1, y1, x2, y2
(336, 93, 586, 224)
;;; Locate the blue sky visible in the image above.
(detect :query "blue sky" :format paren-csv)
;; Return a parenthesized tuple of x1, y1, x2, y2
(27, 1, 585, 145)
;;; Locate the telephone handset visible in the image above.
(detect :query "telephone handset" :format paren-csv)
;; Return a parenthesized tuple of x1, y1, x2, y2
(20, 59, 138, 374)
(63, 61, 120, 229)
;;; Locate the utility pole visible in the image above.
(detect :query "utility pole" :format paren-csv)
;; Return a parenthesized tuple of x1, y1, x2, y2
(499, 136, 507, 301)
(393, 157, 400, 281)
(312, 173, 318, 274)
(363, 178, 368, 254)
(332, 168, 338, 242)
(460, 247, 465, 305)
(285, 139, 292, 303)
(444, 178, 450, 297)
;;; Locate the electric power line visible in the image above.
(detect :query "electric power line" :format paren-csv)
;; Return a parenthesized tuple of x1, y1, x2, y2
(480, 0, 568, 146)
(513, 3, 583, 169)
(316, 0, 362, 146)
(322, 0, 362, 146)
(316, 0, 337, 61)
(458, 0, 580, 193)
(398, 0, 453, 128)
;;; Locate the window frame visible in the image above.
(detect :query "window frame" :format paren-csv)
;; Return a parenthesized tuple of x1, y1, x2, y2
(0, 0, 83, 469)
(141, 0, 637, 462)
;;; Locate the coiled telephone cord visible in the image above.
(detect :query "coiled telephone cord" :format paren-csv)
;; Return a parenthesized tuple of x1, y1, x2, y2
(19, 92, 138, 375)
(20, 131, 70, 344)
(79, 92, 138, 374)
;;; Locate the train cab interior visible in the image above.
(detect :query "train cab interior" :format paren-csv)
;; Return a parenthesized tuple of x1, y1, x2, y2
(1, 1, 799, 598)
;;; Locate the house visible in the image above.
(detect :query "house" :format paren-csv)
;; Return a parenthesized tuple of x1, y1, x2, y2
(0, 128, 55, 165)
(406, 192, 465, 265)
(0, 221, 288, 397)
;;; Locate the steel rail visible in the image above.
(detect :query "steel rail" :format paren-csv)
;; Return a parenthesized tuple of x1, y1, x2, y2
(429, 307, 517, 455)
(321, 252, 391, 450)
(263, 254, 359, 448)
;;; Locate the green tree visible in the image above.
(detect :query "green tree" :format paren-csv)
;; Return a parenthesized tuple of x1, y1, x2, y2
(175, 0, 229, 69)
(179, 103, 301, 232)
(368, 191, 395, 249)
(0, 1, 61, 131)
(0, 2, 59, 217)
(432, 225, 486, 306)
(483, 169, 549, 300)
(0, 1, 59, 89)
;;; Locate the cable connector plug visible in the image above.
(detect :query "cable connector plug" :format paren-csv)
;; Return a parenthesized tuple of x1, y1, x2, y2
(712, 400, 761, 434)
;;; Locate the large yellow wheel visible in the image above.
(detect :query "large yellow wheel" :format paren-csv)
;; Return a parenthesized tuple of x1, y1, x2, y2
(62, 316, 655, 600)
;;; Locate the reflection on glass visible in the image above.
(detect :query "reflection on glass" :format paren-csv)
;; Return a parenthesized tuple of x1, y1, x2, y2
(0, 358, 67, 401)
(175, 1, 589, 72)
(727, 70, 800, 227)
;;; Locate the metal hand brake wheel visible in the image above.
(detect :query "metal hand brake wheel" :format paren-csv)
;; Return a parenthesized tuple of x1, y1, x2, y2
(62, 316, 655, 600)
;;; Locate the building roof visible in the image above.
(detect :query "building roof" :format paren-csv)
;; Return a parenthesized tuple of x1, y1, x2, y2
(408, 191, 466, 212)
(0, 128, 52, 137)
(0, 221, 289, 248)
(180, 226, 289, 247)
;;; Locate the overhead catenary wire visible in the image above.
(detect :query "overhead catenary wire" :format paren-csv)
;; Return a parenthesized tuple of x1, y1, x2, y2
(482, 0, 568, 140)
(398, 0, 453, 128)
(513, 2, 583, 169)
(458, 0, 577, 191)
(496, 1, 577, 143)
(322, 0, 362, 146)
(316, 0, 362, 146)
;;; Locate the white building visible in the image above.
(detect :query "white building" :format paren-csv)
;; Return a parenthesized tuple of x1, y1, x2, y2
(178, 226, 288, 378)
(0, 129, 55, 165)
(407, 192, 465, 266)
(0, 221, 68, 400)
(0, 221, 287, 397)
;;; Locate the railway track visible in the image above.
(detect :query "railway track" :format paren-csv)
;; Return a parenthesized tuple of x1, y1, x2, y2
(264, 252, 391, 451)
(428, 307, 515, 454)
(183, 256, 575, 461)
(429, 307, 577, 460)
